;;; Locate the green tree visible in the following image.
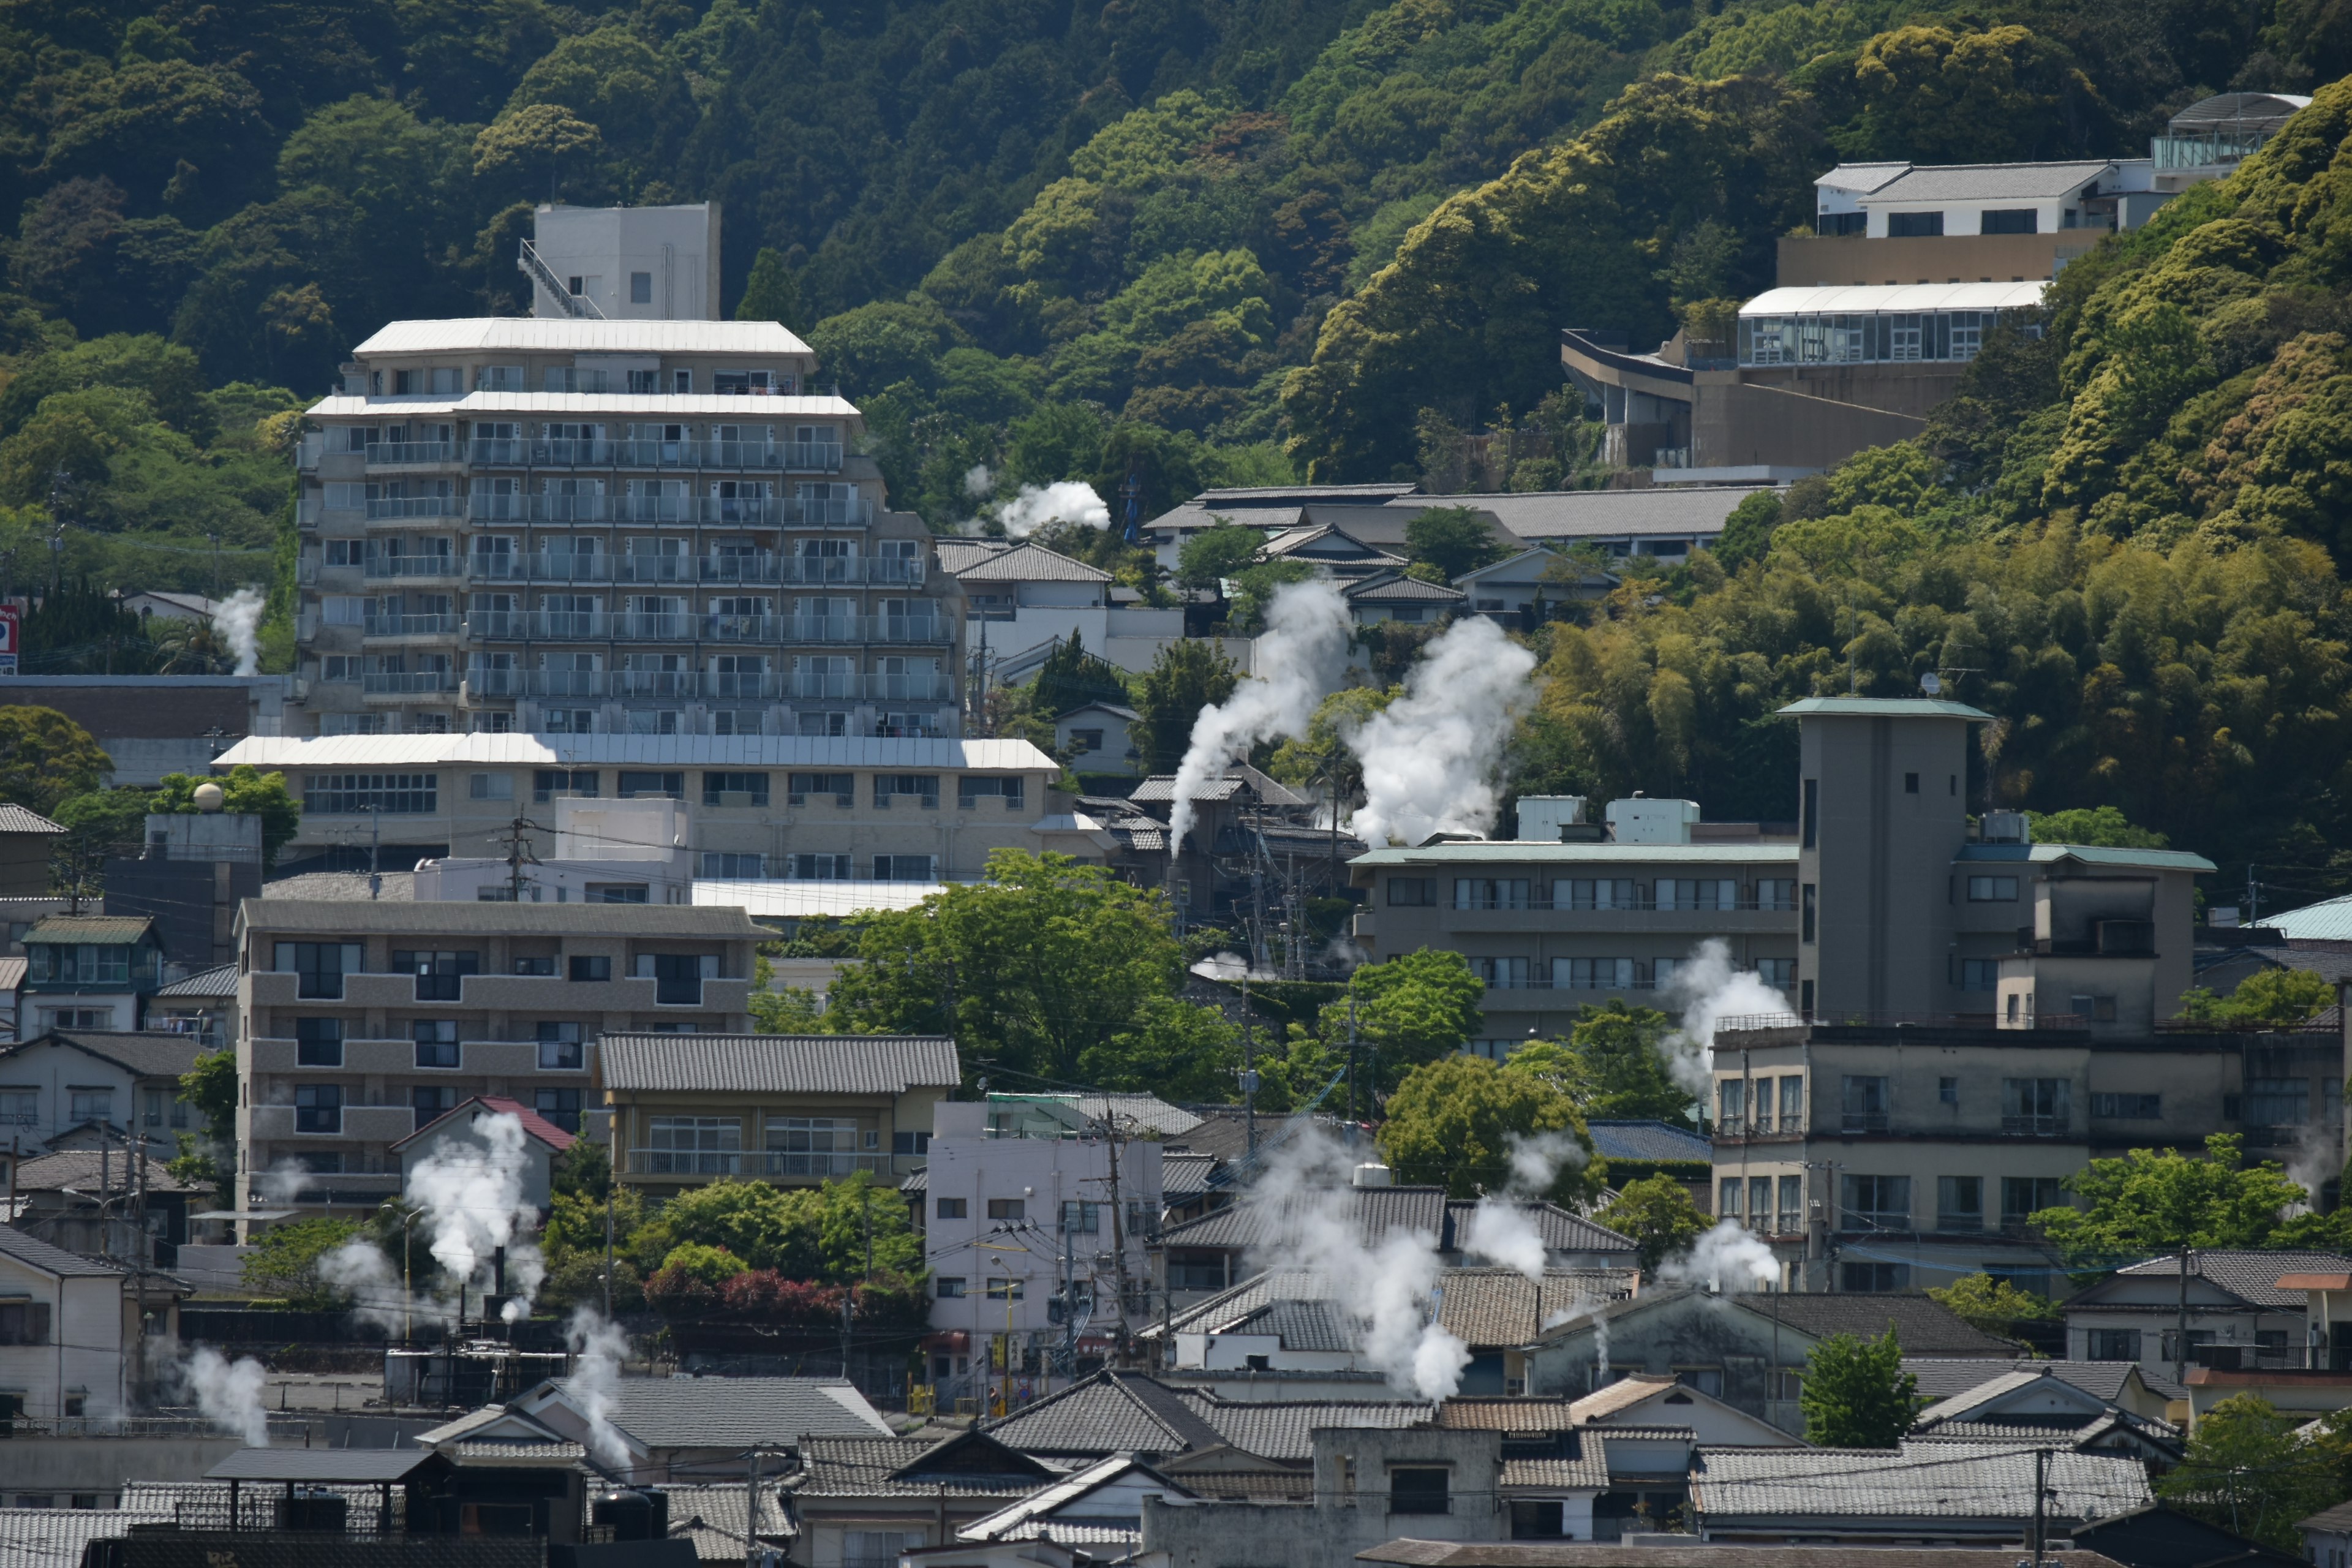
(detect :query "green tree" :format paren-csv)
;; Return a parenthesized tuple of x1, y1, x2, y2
(816, 1173, 925, 1281)
(2025, 806, 2168, 848)
(1712, 489, 1782, 572)
(471, 104, 606, 197)
(737, 247, 804, 333)
(1032, 631, 1129, 718)
(658, 1240, 752, 1286)
(824, 850, 1184, 1083)
(2157, 1394, 2341, 1549)
(1596, 1174, 1709, 1272)
(2180, 969, 2337, 1027)
(2032, 1134, 2310, 1267)
(1317, 948, 1488, 1094)
(1079, 995, 1242, 1103)
(48, 786, 153, 906)
(551, 1138, 611, 1202)
(1136, 638, 1238, 773)
(243, 1216, 364, 1308)
(1927, 1273, 2060, 1340)
(1564, 1001, 1692, 1122)
(1376, 1053, 1597, 1201)
(153, 765, 300, 869)
(0, 707, 110, 817)
(170, 1046, 239, 1194)
(1403, 505, 1507, 579)
(1177, 521, 1267, 595)
(1800, 1328, 1917, 1448)
(657, 1179, 822, 1277)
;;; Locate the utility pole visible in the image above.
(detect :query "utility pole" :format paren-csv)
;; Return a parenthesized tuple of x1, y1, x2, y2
(1345, 982, 1360, 1127)
(1103, 1117, 1133, 1351)
(2176, 1246, 2192, 1390)
(366, 806, 382, 900)
(2031, 1446, 2049, 1565)
(2248, 865, 2261, 925)
(1239, 968, 1257, 1158)
(745, 1448, 762, 1568)
(496, 812, 546, 903)
(603, 1182, 616, 1321)
(862, 1185, 873, 1281)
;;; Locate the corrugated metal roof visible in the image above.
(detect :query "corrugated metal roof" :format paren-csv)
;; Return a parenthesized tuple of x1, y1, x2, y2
(1741, 282, 2050, 317)
(0, 804, 64, 835)
(1955, 843, 2218, 873)
(238, 900, 764, 938)
(0, 1510, 170, 1563)
(1691, 1441, 2152, 1522)
(155, 963, 238, 997)
(348, 317, 814, 357)
(951, 543, 1112, 584)
(1586, 1120, 1712, 1163)
(599, 1033, 960, 1095)
(1467, 488, 1764, 541)
(1864, 160, 2116, 205)
(2259, 895, 2352, 940)
(217, 734, 1054, 773)
(1349, 842, 1798, 865)
(1776, 696, 1996, 720)
(208, 1448, 437, 1482)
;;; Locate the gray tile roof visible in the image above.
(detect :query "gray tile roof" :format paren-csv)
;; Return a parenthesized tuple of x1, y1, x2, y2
(9, 1150, 206, 1194)
(981, 1372, 1226, 1456)
(598, 1034, 960, 1095)
(789, 1436, 1060, 1498)
(0, 1223, 123, 1277)
(261, 870, 418, 900)
(1347, 572, 1466, 603)
(1365, 1547, 2133, 1568)
(239, 899, 766, 937)
(1155, 1185, 1449, 1251)
(951, 543, 1112, 584)
(1763, 1293, 2018, 1356)
(1586, 1120, 1712, 1164)
(658, 1483, 793, 1558)
(1436, 1268, 1637, 1349)
(1901, 1358, 2184, 1404)
(932, 539, 1014, 573)
(1464, 488, 1763, 541)
(1691, 1441, 2153, 1523)
(1501, 1440, 1610, 1492)
(1129, 764, 1313, 808)
(2112, 1250, 2352, 1310)
(208, 1448, 438, 1482)
(1226, 1298, 1354, 1352)
(154, 963, 238, 998)
(1186, 1396, 1433, 1460)
(0, 1509, 169, 1564)
(1162, 1153, 1218, 1197)
(589, 1376, 893, 1449)
(1446, 1200, 1634, 1259)
(1434, 1398, 1581, 1431)
(24, 914, 154, 944)
(1866, 160, 2116, 204)
(1, 1030, 210, 1079)
(0, 804, 64, 835)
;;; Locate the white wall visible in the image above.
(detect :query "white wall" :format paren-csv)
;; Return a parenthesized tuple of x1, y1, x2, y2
(0, 1261, 123, 1420)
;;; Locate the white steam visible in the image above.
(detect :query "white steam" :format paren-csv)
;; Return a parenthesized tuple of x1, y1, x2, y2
(181, 1346, 269, 1446)
(1345, 616, 1538, 848)
(253, 1158, 312, 1206)
(318, 1235, 413, 1334)
(1658, 1219, 1781, 1292)
(410, 1112, 545, 1321)
(1657, 937, 1790, 1098)
(1167, 579, 1351, 853)
(214, 587, 266, 677)
(1192, 951, 1280, 984)
(1467, 1131, 1589, 1281)
(567, 1306, 631, 1468)
(963, 464, 995, 500)
(1243, 1128, 1469, 1398)
(998, 481, 1109, 537)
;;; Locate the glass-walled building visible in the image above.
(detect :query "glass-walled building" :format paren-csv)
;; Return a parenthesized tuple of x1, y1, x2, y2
(1738, 282, 2048, 368)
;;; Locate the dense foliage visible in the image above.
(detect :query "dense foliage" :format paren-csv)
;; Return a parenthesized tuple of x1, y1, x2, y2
(1800, 1327, 1917, 1448)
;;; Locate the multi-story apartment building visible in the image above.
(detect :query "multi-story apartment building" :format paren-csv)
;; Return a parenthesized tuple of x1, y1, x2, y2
(211, 733, 1083, 884)
(234, 900, 763, 1213)
(291, 209, 960, 743)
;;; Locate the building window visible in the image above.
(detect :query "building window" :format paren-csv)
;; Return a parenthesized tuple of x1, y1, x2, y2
(1552, 957, 1635, 991)
(2245, 1077, 2312, 1125)
(569, 955, 612, 982)
(616, 770, 684, 800)
(1777, 1174, 1803, 1234)
(1959, 958, 1999, 992)
(1801, 883, 1816, 943)
(396, 949, 479, 1001)
(986, 1197, 1025, 1221)
(1937, 1076, 1958, 1105)
(1904, 772, 1918, 793)
(1888, 211, 1944, 237)
(1755, 879, 1796, 911)
(535, 1088, 582, 1133)
(1966, 876, 2019, 901)
(1842, 1261, 1908, 1291)
(1841, 1075, 1888, 1133)
(875, 774, 940, 809)
(703, 772, 770, 807)
(304, 773, 437, 813)
(1454, 878, 1532, 911)
(786, 772, 855, 807)
(469, 772, 514, 801)
(67, 1088, 111, 1123)
(533, 769, 599, 803)
(935, 1276, 966, 1298)
(1937, 1175, 1984, 1232)
(0, 1088, 40, 1126)
(643, 952, 711, 1005)
(1758, 957, 1796, 988)
(536, 1023, 583, 1070)
(1718, 1078, 1747, 1128)
(1839, 1174, 1909, 1231)
(1801, 778, 1817, 848)
(701, 853, 767, 880)
(984, 1277, 1023, 1300)
(644, 1116, 741, 1174)
(1061, 1201, 1101, 1232)
(1167, 1251, 1229, 1291)
(958, 777, 1027, 811)
(413, 1020, 460, 1069)
(937, 1197, 968, 1219)
(1980, 208, 2038, 235)
(2001, 1176, 2065, 1229)
(412, 1086, 456, 1128)
(873, 855, 935, 882)
(0, 1302, 52, 1344)
(294, 1085, 342, 1134)
(790, 854, 853, 880)
(277, 941, 364, 1000)
(2092, 1092, 2162, 1118)
(2001, 1077, 2071, 1135)
(1387, 878, 1434, 907)
(295, 1018, 344, 1067)
(629, 271, 653, 304)
(1779, 1076, 1803, 1129)
(893, 1131, 929, 1156)
(1389, 1469, 1450, 1515)
(2087, 1328, 2141, 1362)
(1555, 878, 1640, 910)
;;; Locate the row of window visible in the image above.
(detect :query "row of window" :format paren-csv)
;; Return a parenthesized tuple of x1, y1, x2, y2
(299, 771, 1028, 815)
(272, 942, 712, 1000)
(363, 369, 797, 396)
(1401, 877, 1801, 911)
(1716, 1074, 1806, 1132)
(1719, 1174, 2070, 1234)
(1830, 1074, 2079, 1134)
(292, 1017, 587, 1071)
(1468, 956, 1796, 991)
(0, 1087, 194, 1129)
(1740, 310, 2022, 367)
(281, 1083, 585, 1136)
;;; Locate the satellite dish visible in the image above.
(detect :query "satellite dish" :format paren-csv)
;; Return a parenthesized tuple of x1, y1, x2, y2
(1920, 671, 1943, 696)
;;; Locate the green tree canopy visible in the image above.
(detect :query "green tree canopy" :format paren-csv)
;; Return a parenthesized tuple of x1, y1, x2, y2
(2157, 1394, 2342, 1549)
(1596, 1174, 1709, 1271)
(1377, 1052, 1597, 1200)
(242, 1216, 365, 1309)
(1317, 948, 1487, 1095)
(153, 764, 300, 867)
(2180, 968, 2337, 1027)
(2032, 1134, 2312, 1267)
(1403, 505, 1507, 580)
(1562, 1001, 1692, 1122)
(1080, 995, 1242, 1104)
(2025, 806, 2168, 848)
(738, 246, 804, 333)
(0, 706, 110, 815)
(1177, 521, 1266, 595)
(1800, 1328, 1917, 1448)
(1926, 1273, 2060, 1340)
(1136, 638, 1237, 774)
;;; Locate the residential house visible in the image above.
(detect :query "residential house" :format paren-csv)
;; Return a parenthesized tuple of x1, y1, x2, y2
(1343, 573, 1465, 626)
(1054, 705, 1144, 778)
(1258, 521, 1412, 585)
(1, 1148, 205, 1268)
(214, 733, 1079, 885)
(1585, 1120, 1713, 1212)
(1458, 490, 1764, 552)
(0, 805, 63, 899)
(1141, 483, 1420, 571)
(1902, 1357, 2182, 1422)
(1360, 1547, 2136, 1568)
(392, 1095, 578, 1210)
(600, 1033, 957, 1199)
(0, 1030, 205, 1155)
(943, 541, 1183, 677)
(236, 899, 764, 1215)
(20, 915, 168, 1035)
(115, 589, 221, 624)
(1151, 1182, 1635, 1310)
(421, 1373, 892, 1485)
(148, 963, 238, 1051)
(2304, 1502, 2352, 1568)
(1452, 549, 1608, 628)
(0, 1223, 184, 1423)
(660, 1482, 796, 1564)
(1127, 764, 1322, 922)
(1686, 1442, 2153, 1544)
(1907, 1365, 2182, 1466)
(936, 1452, 1202, 1562)
(780, 1428, 1067, 1568)
(1562, 1372, 1807, 1449)
(2060, 1251, 2352, 1385)
(2073, 1506, 2305, 1568)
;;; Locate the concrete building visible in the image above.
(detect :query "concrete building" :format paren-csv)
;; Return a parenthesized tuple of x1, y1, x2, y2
(291, 306, 960, 742)
(0, 804, 63, 897)
(18, 916, 167, 1036)
(0, 676, 293, 786)
(599, 1032, 957, 1199)
(411, 794, 695, 904)
(1054, 703, 1144, 777)
(519, 202, 722, 323)
(211, 733, 1078, 883)
(235, 899, 764, 1213)
(392, 1094, 577, 1204)
(103, 810, 264, 970)
(2061, 1251, 2352, 1381)
(1786, 159, 2164, 285)
(943, 541, 1184, 677)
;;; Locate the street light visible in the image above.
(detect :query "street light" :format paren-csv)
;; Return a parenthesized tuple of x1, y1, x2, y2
(379, 1199, 418, 1344)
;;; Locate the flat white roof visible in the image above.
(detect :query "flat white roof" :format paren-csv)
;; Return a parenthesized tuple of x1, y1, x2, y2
(349, 317, 813, 357)
(214, 734, 1058, 772)
(694, 878, 960, 917)
(304, 392, 859, 420)
(1741, 281, 2049, 316)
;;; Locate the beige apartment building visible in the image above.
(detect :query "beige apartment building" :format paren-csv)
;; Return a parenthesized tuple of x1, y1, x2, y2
(292, 314, 960, 741)
(235, 900, 764, 1212)
(211, 732, 1085, 883)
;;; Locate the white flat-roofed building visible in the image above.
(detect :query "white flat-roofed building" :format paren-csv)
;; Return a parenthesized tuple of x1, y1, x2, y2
(521, 202, 721, 322)
(1737, 281, 2049, 368)
(1853, 160, 2152, 240)
(213, 732, 1095, 884)
(296, 308, 959, 742)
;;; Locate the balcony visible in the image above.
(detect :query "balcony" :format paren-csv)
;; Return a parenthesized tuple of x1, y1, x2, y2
(361, 671, 458, 695)
(778, 556, 925, 585)
(466, 669, 524, 699)
(363, 614, 461, 638)
(366, 497, 458, 519)
(364, 442, 459, 467)
(456, 438, 845, 472)
(628, 1148, 897, 1179)
(705, 613, 783, 642)
(473, 553, 612, 583)
(865, 673, 954, 701)
(469, 611, 951, 644)
(363, 556, 462, 581)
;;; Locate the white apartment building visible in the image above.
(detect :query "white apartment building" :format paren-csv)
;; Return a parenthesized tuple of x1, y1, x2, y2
(293, 213, 960, 743)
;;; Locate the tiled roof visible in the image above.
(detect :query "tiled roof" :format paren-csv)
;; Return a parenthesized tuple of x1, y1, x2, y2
(589, 1376, 892, 1449)
(1567, 1373, 1683, 1423)
(1763, 1293, 2018, 1355)
(1864, 159, 2116, 203)
(658, 1482, 793, 1558)
(1155, 1186, 1448, 1251)
(1365, 1548, 2133, 1568)
(1223, 1298, 1353, 1352)
(1458, 488, 1763, 541)
(1436, 1398, 1581, 1431)
(1691, 1441, 2154, 1523)
(598, 1034, 960, 1095)
(1185, 1396, 1432, 1461)
(0, 804, 64, 835)
(981, 1371, 1225, 1456)
(2113, 1250, 2352, 1310)
(0, 1509, 168, 1563)
(392, 1095, 578, 1153)
(1585, 1120, 1712, 1164)
(154, 963, 238, 998)
(1347, 572, 1466, 603)
(239, 900, 766, 937)
(1446, 1200, 1633, 1258)
(1501, 1441, 1610, 1491)
(1162, 1153, 1218, 1197)
(262, 870, 417, 900)
(900, 1166, 927, 1193)
(1901, 1358, 2184, 1404)
(1436, 1270, 1636, 1349)
(958, 1454, 1191, 1541)
(23, 914, 153, 944)
(1128, 765, 1313, 808)
(0, 1222, 122, 1276)
(789, 1437, 1060, 1498)
(8, 1150, 205, 1194)
(934, 539, 1014, 573)
(1072, 1093, 1202, 1136)
(0, 1030, 209, 1079)
(951, 543, 1113, 584)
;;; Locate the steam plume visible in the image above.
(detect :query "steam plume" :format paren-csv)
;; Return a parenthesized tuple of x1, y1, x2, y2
(182, 1346, 269, 1446)
(998, 481, 1108, 537)
(1656, 937, 1789, 1096)
(1466, 1131, 1590, 1281)
(214, 587, 266, 677)
(1345, 616, 1537, 847)
(963, 464, 994, 499)
(567, 1307, 631, 1467)
(253, 1158, 312, 1206)
(1657, 1219, 1781, 1292)
(1168, 579, 1350, 852)
(407, 1111, 545, 1321)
